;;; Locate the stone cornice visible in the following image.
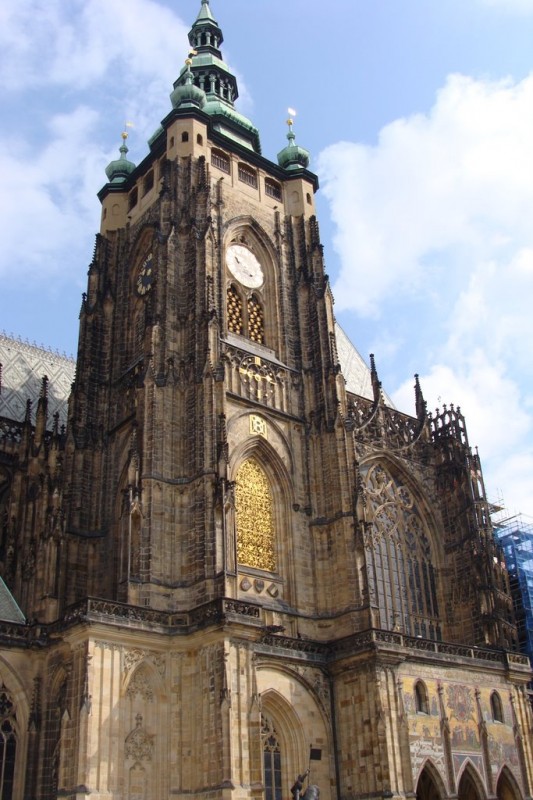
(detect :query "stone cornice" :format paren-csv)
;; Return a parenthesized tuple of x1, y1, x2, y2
(0, 599, 529, 683)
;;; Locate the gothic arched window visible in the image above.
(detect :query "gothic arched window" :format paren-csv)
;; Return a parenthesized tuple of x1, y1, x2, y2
(262, 713, 282, 800)
(235, 459, 276, 571)
(490, 691, 504, 723)
(362, 464, 440, 639)
(0, 689, 17, 800)
(415, 681, 429, 714)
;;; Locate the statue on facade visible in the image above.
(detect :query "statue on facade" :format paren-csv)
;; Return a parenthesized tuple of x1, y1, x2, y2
(291, 769, 319, 800)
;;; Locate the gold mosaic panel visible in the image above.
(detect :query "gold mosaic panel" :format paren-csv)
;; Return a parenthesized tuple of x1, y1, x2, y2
(236, 459, 276, 571)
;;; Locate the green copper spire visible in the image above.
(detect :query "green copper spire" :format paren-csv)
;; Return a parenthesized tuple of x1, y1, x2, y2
(105, 131, 136, 184)
(189, 0, 223, 59)
(197, 0, 216, 24)
(277, 114, 310, 172)
(170, 0, 260, 152)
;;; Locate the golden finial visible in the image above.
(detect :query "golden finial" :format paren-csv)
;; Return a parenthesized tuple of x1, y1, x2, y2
(122, 121, 135, 140)
(287, 107, 297, 129)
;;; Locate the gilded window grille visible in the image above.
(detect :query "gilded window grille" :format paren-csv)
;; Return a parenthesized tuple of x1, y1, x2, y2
(227, 285, 244, 335)
(247, 295, 265, 344)
(235, 459, 276, 571)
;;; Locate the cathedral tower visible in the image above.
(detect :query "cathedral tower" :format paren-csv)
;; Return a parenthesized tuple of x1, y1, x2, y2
(0, 3, 531, 799)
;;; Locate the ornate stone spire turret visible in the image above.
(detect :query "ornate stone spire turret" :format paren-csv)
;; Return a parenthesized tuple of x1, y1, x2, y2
(104, 131, 136, 184)
(414, 373, 427, 420)
(170, 0, 260, 152)
(369, 353, 382, 405)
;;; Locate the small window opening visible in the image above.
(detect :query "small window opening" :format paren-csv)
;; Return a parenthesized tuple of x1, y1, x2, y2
(181, 131, 189, 143)
(197, 133, 203, 145)
(265, 178, 282, 201)
(238, 163, 258, 189)
(128, 187, 138, 211)
(415, 681, 429, 715)
(143, 170, 154, 196)
(491, 691, 504, 723)
(212, 149, 230, 174)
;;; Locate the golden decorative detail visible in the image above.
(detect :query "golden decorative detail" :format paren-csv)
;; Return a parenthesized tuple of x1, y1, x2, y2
(250, 414, 267, 439)
(247, 295, 265, 343)
(227, 285, 244, 335)
(235, 459, 276, 571)
(239, 356, 275, 403)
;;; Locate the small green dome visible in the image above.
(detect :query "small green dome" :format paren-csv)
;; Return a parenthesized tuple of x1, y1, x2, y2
(170, 63, 207, 110)
(277, 127, 310, 172)
(105, 134, 136, 184)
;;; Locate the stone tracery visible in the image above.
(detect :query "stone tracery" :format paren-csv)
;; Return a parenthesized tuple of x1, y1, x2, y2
(362, 463, 440, 639)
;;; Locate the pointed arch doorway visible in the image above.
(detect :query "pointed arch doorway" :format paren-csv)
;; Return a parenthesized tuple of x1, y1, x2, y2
(416, 763, 444, 800)
(496, 767, 522, 800)
(457, 765, 485, 800)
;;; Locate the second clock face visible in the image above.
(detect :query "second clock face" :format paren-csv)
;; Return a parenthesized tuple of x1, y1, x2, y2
(136, 253, 154, 296)
(226, 244, 264, 289)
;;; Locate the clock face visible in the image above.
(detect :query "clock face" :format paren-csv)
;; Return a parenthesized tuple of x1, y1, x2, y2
(136, 253, 154, 296)
(226, 244, 264, 289)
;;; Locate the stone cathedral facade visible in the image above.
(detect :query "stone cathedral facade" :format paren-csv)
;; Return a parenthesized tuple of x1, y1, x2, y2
(0, 2, 532, 799)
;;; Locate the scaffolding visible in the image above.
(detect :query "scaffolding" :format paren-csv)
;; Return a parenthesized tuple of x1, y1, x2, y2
(493, 511, 533, 667)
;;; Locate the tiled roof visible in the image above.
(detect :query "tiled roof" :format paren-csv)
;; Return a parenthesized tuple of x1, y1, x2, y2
(335, 323, 394, 406)
(0, 333, 75, 428)
(0, 577, 25, 623)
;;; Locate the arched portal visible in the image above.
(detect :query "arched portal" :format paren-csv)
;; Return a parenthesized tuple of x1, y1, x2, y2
(416, 762, 445, 800)
(496, 767, 522, 800)
(457, 764, 485, 800)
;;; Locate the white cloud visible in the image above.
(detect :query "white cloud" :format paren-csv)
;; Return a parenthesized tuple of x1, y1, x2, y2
(0, 0, 254, 286)
(0, 107, 104, 278)
(0, 0, 189, 93)
(319, 73, 533, 515)
(478, 0, 533, 13)
(318, 73, 533, 317)
(0, 0, 193, 281)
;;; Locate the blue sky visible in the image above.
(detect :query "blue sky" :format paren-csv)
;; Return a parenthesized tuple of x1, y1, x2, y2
(1, 0, 533, 518)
